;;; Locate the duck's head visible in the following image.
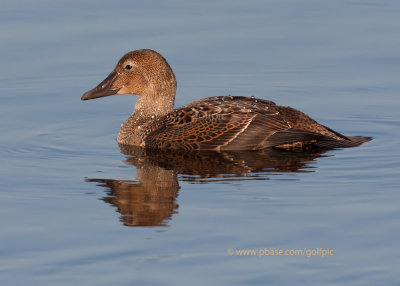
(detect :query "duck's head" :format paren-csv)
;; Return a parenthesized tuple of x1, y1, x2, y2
(81, 49, 176, 101)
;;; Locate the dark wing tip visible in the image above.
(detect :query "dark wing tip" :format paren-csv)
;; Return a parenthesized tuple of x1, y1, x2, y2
(314, 136, 372, 149)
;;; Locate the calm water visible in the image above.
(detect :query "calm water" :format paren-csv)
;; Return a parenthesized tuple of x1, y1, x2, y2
(1, 0, 400, 285)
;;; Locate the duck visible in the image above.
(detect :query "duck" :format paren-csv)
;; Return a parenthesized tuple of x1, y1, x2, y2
(81, 49, 371, 151)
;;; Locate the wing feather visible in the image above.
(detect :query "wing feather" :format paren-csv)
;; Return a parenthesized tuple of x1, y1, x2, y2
(143, 96, 369, 151)
(145, 96, 290, 150)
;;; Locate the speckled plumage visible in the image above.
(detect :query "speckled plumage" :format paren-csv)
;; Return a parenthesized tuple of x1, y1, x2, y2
(82, 49, 371, 151)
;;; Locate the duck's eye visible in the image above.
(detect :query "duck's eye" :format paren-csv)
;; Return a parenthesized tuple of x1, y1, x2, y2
(125, 64, 133, 70)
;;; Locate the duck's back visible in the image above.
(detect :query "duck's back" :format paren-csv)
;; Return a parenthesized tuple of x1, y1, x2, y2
(143, 96, 370, 151)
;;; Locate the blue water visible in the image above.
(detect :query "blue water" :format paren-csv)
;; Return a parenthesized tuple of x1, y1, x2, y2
(1, 0, 400, 285)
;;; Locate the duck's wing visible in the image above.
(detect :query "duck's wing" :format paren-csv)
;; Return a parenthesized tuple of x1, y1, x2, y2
(266, 106, 372, 149)
(144, 96, 292, 151)
(145, 96, 371, 151)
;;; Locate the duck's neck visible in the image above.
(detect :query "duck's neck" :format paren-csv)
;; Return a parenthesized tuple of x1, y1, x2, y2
(117, 86, 176, 146)
(134, 90, 175, 118)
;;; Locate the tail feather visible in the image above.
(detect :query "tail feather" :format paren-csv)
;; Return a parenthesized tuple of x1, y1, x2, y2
(313, 136, 372, 149)
(268, 129, 372, 150)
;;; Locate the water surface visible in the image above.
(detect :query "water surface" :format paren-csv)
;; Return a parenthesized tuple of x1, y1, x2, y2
(1, 0, 400, 285)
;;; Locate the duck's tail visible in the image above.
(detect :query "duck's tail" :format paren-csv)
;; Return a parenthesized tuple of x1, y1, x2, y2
(270, 129, 372, 150)
(314, 136, 372, 149)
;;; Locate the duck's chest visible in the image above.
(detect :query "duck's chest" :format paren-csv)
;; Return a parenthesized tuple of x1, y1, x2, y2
(117, 115, 160, 147)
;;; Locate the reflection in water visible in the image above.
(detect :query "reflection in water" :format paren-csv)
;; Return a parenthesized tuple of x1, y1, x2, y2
(85, 145, 329, 227)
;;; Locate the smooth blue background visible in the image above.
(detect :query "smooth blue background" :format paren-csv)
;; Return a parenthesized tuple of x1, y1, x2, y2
(1, 0, 399, 285)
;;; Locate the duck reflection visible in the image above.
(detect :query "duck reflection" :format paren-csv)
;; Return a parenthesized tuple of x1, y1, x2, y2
(85, 145, 328, 227)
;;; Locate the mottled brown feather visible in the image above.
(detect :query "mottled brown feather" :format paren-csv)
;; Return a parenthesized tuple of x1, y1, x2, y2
(144, 96, 290, 150)
(143, 96, 371, 150)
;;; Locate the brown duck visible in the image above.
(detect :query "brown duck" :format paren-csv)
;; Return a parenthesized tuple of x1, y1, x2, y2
(82, 49, 371, 151)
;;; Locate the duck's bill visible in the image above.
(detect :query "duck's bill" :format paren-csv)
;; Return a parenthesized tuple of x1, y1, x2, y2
(81, 71, 121, 100)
